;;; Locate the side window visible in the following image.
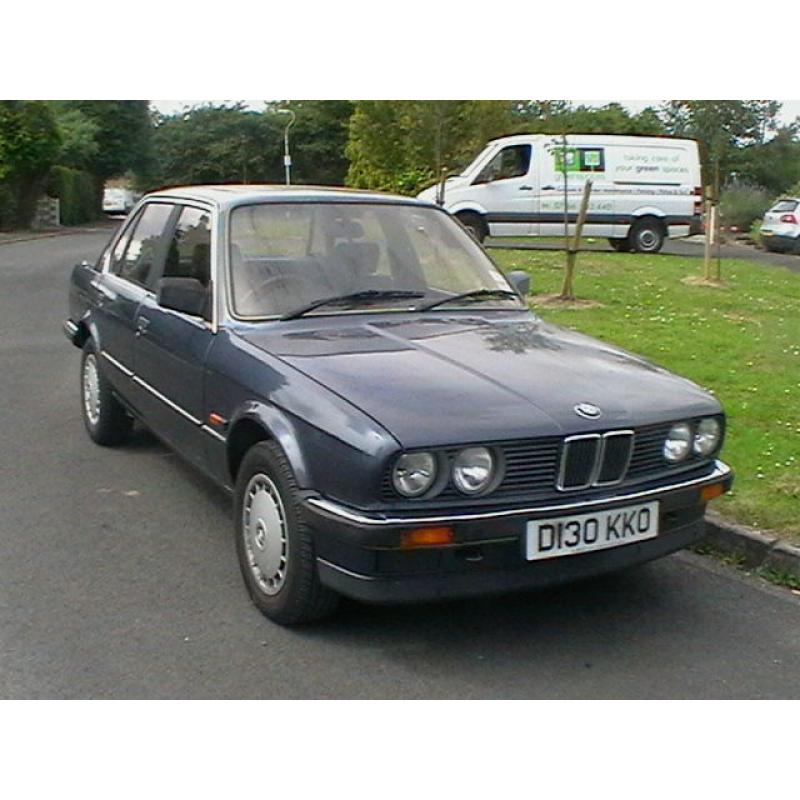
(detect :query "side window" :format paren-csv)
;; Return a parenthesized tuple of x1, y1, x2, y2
(163, 206, 212, 287)
(112, 203, 175, 290)
(475, 144, 532, 183)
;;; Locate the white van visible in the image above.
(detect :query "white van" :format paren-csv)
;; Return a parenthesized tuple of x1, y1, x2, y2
(417, 134, 703, 253)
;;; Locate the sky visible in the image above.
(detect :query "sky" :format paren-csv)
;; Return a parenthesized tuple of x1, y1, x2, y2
(151, 100, 800, 126)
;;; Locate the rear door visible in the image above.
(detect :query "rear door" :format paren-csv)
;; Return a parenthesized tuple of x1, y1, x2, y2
(470, 143, 535, 237)
(133, 204, 215, 468)
(93, 202, 175, 402)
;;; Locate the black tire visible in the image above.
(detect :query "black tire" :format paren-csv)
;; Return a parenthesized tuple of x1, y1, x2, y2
(456, 211, 488, 243)
(80, 341, 133, 446)
(608, 238, 631, 253)
(628, 218, 665, 254)
(234, 441, 339, 625)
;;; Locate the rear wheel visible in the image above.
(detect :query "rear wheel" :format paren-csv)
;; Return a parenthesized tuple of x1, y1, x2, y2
(234, 441, 339, 625)
(80, 341, 133, 446)
(628, 218, 665, 253)
(456, 211, 488, 243)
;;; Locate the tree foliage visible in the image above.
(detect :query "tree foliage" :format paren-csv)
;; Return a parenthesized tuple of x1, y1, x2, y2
(660, 100, 782, 191)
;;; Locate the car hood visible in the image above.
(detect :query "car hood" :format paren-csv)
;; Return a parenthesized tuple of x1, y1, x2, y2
(237, 313, 720, 449)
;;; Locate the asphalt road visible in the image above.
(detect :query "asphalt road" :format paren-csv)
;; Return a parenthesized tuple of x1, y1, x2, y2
(1, 230, 799, 699)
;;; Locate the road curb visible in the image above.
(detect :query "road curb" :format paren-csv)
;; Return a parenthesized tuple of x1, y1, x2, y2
(703, 511, 800, 580)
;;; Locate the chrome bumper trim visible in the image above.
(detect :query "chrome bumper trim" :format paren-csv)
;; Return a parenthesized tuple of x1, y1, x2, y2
(305, 460, 732, 528)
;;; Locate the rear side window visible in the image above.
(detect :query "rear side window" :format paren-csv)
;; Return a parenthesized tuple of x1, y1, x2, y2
(111, 203, 175, 289)
(771, 199, 798, 213)
(163, 206, 212, 287)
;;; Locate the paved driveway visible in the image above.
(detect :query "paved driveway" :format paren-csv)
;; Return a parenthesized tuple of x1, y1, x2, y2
(1, 230, 798, 698)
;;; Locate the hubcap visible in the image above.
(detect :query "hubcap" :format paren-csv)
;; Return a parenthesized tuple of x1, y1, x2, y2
(242, 473, 288, 596)
(83, 354, 101, 426)
(638, 229, 658, 250)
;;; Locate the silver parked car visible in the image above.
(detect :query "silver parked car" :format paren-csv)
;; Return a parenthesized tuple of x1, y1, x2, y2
(760, 198, 800, 253)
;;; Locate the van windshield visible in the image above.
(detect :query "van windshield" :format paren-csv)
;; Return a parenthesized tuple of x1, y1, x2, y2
(228, 202, 522, 319)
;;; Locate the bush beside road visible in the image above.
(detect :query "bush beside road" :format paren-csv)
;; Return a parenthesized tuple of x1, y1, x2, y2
(491, 247, 800, 544)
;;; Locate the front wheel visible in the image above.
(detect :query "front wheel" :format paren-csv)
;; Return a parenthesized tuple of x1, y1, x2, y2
(628, 218, 665, 253)
(80, 342, 133, 446)
(456, 211, 488, 243)
(234, 441, 339, 625)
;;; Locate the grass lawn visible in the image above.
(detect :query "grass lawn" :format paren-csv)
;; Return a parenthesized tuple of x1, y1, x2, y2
(490, 247, 800, 542)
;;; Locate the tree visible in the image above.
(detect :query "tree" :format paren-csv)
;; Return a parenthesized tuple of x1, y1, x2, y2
(0, 100, 61, 227)
(346, 100, 514, 194)
(47, 103, 100, 171)
(511, 102, 665, 136)
(733, 125, 800, 195)
(660, 100, 782, 194)
(62, 100, 152, 182)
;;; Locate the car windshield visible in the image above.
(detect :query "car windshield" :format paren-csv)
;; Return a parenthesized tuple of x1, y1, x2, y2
(228, 202, 522, 318)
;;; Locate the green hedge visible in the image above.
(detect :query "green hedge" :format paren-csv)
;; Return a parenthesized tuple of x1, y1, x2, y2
(47, 166, 98, 226)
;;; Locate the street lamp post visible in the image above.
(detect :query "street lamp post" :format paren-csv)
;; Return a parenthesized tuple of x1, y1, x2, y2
(277, 108, 296, 186)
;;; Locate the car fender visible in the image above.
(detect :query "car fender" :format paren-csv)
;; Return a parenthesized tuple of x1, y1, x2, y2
(631, 206, 666, 219)
(446, 200, 489, 217)
(227, 400, 312, 486)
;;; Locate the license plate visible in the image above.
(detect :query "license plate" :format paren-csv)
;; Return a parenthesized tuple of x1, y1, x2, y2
(525, 501, 659, 561)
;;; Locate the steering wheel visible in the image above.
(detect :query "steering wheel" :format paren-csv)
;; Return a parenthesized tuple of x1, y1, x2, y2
(237, 272, 309, 314)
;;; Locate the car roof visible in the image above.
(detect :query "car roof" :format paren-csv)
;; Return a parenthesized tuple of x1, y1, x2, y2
(144, 184, 435, 211)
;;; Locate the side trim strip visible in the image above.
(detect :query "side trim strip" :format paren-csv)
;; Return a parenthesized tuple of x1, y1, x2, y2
(132, 375, 203, 425)
(305, 461, 732, 528)
(100, 350, 134, 377)
(201, 424, 227, 443)
(99, 350, 227, 443)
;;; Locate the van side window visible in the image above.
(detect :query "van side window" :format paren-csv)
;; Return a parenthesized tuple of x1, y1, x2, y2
(475, 144, 532, 183)
(162, 206, 212, 287)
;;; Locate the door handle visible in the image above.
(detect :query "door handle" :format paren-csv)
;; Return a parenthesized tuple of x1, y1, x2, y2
(135, 317, 150, 337)
(542, 185, 556, 191)
(519, 185, 534, 191)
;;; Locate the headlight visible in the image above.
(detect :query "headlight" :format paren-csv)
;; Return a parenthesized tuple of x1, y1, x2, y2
(694, 417, 721, 456)
(663, 423, 693, 463)
(452, 446, 496, 495)
(392, 452, 437, 497)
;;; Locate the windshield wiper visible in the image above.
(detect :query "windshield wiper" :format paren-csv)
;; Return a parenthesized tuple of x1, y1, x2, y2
(281, 290, 425, 321)
(415, 288, 520, 312)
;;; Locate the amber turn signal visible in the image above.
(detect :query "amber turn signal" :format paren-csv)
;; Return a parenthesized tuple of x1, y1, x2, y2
(400, 526, 455, 549)
(700, 483, 725, 503)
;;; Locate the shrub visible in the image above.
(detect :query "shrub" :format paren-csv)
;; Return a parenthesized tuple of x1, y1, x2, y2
(0, 182, 19, 230)
(718, 183, 772, 231)
(46, 165, 98, 225)
(749, 219, 762, 247)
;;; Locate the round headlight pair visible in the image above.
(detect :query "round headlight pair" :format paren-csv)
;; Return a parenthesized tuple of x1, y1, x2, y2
(392, 446, 497, 498)
(663, 418, 721, 463)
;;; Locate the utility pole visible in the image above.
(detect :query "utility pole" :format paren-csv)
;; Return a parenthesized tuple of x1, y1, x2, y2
(277, 108, 296, 186)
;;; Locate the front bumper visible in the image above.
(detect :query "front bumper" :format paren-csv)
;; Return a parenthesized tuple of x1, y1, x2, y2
(305, 460, 733, 603)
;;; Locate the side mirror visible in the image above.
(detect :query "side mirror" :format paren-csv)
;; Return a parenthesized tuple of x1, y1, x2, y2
(156, 277, 209, 318)
(507, 270, 531, 298)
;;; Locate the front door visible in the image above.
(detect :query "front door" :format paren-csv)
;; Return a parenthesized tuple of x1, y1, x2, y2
(93, 202, 175, 406)
(133, 204, 215, 468)
(470, 143, 536, 237)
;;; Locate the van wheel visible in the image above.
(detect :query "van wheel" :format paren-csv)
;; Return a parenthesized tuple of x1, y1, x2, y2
(80, 341, 133, 446)
(608, 238, 631, 252)
(629, 218, 665, 253)
(456, 212, 488, 243)
(234, 441, 339, 625)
